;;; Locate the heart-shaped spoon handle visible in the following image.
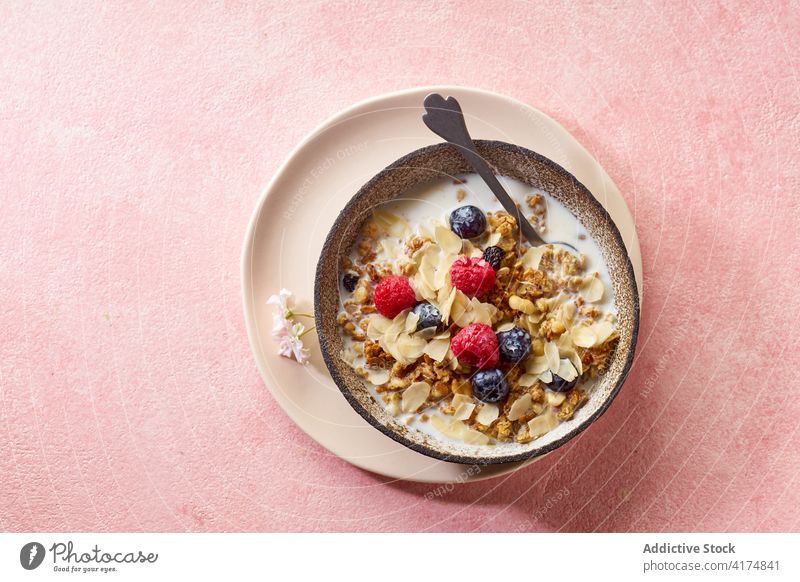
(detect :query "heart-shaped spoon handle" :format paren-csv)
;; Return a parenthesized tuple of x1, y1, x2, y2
(422, 93, 546, 246)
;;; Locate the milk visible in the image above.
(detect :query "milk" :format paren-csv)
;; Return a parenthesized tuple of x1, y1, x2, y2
(341, 174, 616, 446)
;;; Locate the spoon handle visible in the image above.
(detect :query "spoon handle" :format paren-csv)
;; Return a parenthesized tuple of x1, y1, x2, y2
(422, 93, 546, 246)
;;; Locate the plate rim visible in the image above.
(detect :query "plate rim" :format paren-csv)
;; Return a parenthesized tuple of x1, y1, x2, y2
(241, 85, 642, 483)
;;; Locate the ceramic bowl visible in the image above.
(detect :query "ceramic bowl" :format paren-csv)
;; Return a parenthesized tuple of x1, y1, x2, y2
(314, 140, 639, 465)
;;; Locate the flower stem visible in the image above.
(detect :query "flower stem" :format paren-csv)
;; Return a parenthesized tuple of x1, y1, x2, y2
(299, 326, 316, 338)
(286, 310, 314, 319)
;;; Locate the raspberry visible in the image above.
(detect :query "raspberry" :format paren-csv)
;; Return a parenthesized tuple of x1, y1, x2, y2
(373, 275, 417, 319)
(449, 256, 496, 298)
(450, 323, 499, 369)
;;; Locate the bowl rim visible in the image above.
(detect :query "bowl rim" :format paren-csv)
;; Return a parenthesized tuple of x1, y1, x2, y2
(315, 140, 640, 465)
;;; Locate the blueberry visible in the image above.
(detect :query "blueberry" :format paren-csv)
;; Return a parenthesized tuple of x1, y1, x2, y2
(482, 245, 504, 270)
(545, 374, 578, 393)
(471, 368, 509, 403)
(497, 327, 532, 363)
(342, 273, 360, 292)
(449, 205, 486, 239)
(411, 303, 442, 331)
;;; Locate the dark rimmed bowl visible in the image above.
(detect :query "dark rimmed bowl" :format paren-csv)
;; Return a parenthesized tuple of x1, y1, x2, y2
(314, 140, 639, 465)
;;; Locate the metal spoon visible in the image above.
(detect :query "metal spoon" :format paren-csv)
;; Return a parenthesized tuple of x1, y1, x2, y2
(422, 93, 577, 252)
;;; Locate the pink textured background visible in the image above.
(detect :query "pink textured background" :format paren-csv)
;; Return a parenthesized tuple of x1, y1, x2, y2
(2, 1, 799, 532)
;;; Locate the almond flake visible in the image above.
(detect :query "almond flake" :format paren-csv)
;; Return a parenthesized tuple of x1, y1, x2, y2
(366, 368, 390, 385)
(401, 382, 431, 412)
(544, 340, 560, 373)
(414, 326, 438, 340)
(413, 280, 436, 303)
(373, 209, 410, 237)
(450, 291, 473, 327)
(571, 325, 597, 348)
(527, 408, 559, 438)
(521, 246, 546, 270)
(435, 283, 451, 306)
(467, 298, 496, 326)
(592, 320, 615, 344)
(431, 415, 490, 444)
(461, 427, 490, 445)
(538, 370, 553, 383)
(545, 390, 566, 406)
(382, 343, 405, 364)
(379, 239, 401, 259)
(557, 358, 578, 382)
(518, 373, 537, 387)
(434, 254, 457, 289)
(418, 253, 437, 291)
(447, 354, 459, 370)
(496, 321, 515, 332)
(507, 393, 533, 421)
(367, 315, 391, 340)
(476, 404, 499, 425)
(518, 316, 536, 336)
(486, 231, 502, 246)
(562, 348, 584, 376)
(435, 225, 463, 255)
(430, 414, 452, 435)
(382, 311, 408, 346)
(557, 329, 574, 349)
(580, 275, 604, 303)
(560, 301, 576, 324)
(453, 402, 476, 421)
(423, 337, 450, 362)
(527, 312, 545, 324)
(405, 311, 420, 334)
(431, 415, 462, 438)
(438, 286, 458, 324)
(527, 355, 550, 375)
(397, 334, 427, 359)
(452, 394, 473, 408)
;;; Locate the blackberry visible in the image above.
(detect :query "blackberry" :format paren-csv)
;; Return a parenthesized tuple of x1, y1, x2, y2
(545, 374, 578, 393)
(411, 303, 442, 331)
(497, 327, 532, 363)
(482, 245, 504, 270)
(449, 205, 486, 239)
(471, 368, 509, 403)
(342, 273, 360, 293)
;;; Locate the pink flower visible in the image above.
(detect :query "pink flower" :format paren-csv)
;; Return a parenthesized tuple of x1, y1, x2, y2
(276, 322, 310, 365)
(267, 289, 312, 365)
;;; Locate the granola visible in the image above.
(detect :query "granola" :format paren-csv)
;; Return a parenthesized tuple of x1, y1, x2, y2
(337, 175, 618, 446)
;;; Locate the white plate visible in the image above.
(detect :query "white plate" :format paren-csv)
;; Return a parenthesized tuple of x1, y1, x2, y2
(241, 86, 642, 483)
